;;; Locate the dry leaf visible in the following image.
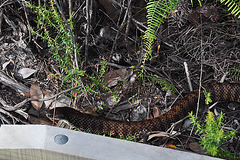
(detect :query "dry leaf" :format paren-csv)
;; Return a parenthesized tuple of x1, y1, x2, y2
(2, 61, 11, 70)
(29, 115, 53, 126)
(30, 81, 43, 111)
(139, 132, 173, 142)
(49, 96, 71, 110)
(182, 119, 192, 129)
(43, 91, 54, 109)
(147, 132, 173, 141)
(103, 68, 133, 87)
(18, 68, 36, 79)
(152, 105, 161, 118)
(165, 144, 177, 149)
(188, 142, 205, 154)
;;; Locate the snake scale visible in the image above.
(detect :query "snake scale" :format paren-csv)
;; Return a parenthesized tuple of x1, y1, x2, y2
(56, 83, 240, 137)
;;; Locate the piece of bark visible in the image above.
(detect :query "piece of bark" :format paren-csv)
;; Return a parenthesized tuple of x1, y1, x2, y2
(0, 71, 30, 93)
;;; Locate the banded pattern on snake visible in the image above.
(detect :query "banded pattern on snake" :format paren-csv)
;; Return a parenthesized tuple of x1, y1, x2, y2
(56, 83, 240, 137)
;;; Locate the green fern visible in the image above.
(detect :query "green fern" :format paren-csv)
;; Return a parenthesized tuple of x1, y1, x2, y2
(151, 74, 176, 93)
(191, 0, 202, 6)
(140, 0, 179, 92)
(142, 0, 240, 66)
(220, 0, 240, 18)
(141, 0, 240, 92)
(142, 0, 179, 66)
(228, 62, 240, 81)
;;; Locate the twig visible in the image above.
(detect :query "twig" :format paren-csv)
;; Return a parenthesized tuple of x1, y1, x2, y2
(167, 115, 189, 133)
(0, 71, 30, 93)
(0, 112, 11, 124)
(0, 9, 3, 34)
(8, 84, 83, 111)
(196, 15, 204, 120)
(0, 108, 19, 123)
(3, 13, 17, 33)
(109, 26, 135, 42)
(208, 102, 219, 110)
(112, 0, 147, 32)
(220, 72, 228, 83)
(124, 0, 132, 53)
(0, 0, 12, 8)
(110, 0, 127, 55)
(68, 0, 72, 19)
(52, 0, 91, 106)
(186, 15, 204, 144)
(132, 18, 147, 33)
(85, 0, 92, 64)
(167, 90, 184, 110)
(184, 62, 193, 91)
(22, 0, 32, 44)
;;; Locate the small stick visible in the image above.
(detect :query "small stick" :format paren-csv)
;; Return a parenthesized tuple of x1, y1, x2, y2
(220, 72, 228, 83)
(124, 0, 132, 53)
(184, 62, 193, 91)
(68, 0, 72, 19)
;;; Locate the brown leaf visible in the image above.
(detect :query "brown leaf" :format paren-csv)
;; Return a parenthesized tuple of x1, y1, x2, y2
(138, 132, 174, 142)
(30, 81, 43, 111)
(152, 105, 161, 118)
(44, 91, 55, 109)
(29, 115, 54, 126)
(42, 90, 50, 96)
(187, 11, 199, 27)
(103, 68, 133, 87)
(188, 142, 205, 154)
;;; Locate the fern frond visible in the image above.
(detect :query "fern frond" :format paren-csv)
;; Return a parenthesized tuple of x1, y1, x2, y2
(152, 74, 176, 93)
(228, 62, 240, 81)
(142, 0, 179, 65)
(220, 0, 240, 18)
(191, 0, 202, 6)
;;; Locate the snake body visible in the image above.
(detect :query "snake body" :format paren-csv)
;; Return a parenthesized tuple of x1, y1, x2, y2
(56, 83, 240, 137)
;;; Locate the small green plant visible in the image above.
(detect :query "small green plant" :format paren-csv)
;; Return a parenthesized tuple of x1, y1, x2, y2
(26, 0, 83, 89)
(85, 60, 108, 95)
(152, 74, 176, 92)
(203, 90, 212, 105)
(189, 111, 237, 157)
(119, 135, 135, 141)
(27, 1, 118, 105)
(133, 66, 176, 93)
